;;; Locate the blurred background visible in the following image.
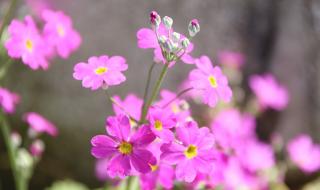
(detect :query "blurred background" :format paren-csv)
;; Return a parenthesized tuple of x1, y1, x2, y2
(1, 0, 320, 189)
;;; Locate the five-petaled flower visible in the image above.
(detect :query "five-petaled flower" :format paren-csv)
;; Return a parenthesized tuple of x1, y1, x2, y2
(73, 55, 128, 90)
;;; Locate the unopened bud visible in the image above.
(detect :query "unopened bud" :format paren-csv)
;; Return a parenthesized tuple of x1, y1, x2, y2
(188, 19, 200, 37)
(181, 38, 190, 49)
(163, 16, 173, 29)
(171, 32, 180, 43)
(11, 132, 21, 148)
(150, 11, 161, 28)
(164, 39, 178, 52)
(159, 35, 167, 45)
(29, 139, 45, 157)
(16, 149, 33, 171)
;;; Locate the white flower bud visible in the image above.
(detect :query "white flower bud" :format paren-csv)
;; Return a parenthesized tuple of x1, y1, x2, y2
(150, 11, 161, 28)
(10, 132, 21, 148)
(181, 38, 190, 49)
(171, 32, 180, 43)
(188, 19, 200, 37)
(163, 16, 173, 29)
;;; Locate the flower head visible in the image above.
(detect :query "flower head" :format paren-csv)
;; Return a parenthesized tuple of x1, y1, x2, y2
(189, 55, 232, 107)
(5, 16, 50, 70)
(42, 9, 81, 58)
(249, 74, 289, 111)
(161, 121, 216, 182)
(73, 55, 128, 90)
(287, 134, 320, 173)
(218, 51, 245, 69)
(23, 112, 58, 136)
(148, 107, 176, 142)
(91, 114, 156, 178)
(29, 139, 45, 157)
(0, 87, 20, 114)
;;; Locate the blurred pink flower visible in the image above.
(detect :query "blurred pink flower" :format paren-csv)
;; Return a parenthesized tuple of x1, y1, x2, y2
(112, 94, 143, 122)
(148, 107, 176, 142)
(140, 141, 175, 190)
(249, 74, 289, 111)
(211, 108, 256, 151)
(5, 16, 51, 70)
(91, 115, 156, 178)
(189, 55, 232, 107)
(156, 89, 191, 124)
(25, 0, 51, 17)
(218, 51, 245, 68)
(287, 134, 320, 173)
(73, 55, 128, 90)
(137, 24, 194, 66)
(161, 121, 216, 182)
(23, 112, 58, 136)
(0, 87, 20, 114)
(42, 9, 81, 58)
(29, 139, 45, 157)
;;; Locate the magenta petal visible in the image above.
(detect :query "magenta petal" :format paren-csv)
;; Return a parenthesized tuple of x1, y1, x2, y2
(107, 154, 131, 178)
(176, 121, 199, 145)
(160, 143, 185, 165)
(176, 159, 196, 182)
(158, 164, 175, 189)
(91, 135, 117, 158)
(137, 28, 158, 49)
(106, 115, 131, 141)
(130, 125, 155, 147)
(107, 56, 128, 71)
(130, 149, 154, 173)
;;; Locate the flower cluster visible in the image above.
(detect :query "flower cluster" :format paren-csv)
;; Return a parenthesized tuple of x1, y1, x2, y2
(74, 11, 320, 190)
(5, 9, 81, 70)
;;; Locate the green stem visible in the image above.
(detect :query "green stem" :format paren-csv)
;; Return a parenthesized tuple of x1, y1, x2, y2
(0, 0, 18, 39)
(162, 87, 193, 108)
(140, 63, 169, 123)
(0, 114, 26, 190)
(0, 58, 13, 80)
(140, 62, 156, 121)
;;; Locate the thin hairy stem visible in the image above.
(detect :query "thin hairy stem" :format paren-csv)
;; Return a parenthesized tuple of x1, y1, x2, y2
(162, 87, 193, 108)
(140, 62, 156, 120)
(0, 0, 18, 39)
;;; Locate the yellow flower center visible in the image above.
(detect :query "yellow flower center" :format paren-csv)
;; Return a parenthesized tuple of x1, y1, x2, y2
(171, 103, 180, 113)
(149, 164, 158, 172)
(25, 39, 33, 52)
(57, 25, 65, 36)
(154, 120, 163, 131)
(208, 75, 218, 88)
(118, 141, 133, 155)
(95, 67, 108, 75)
(129, 119, 137, 127)
(184, 145, 198, 159)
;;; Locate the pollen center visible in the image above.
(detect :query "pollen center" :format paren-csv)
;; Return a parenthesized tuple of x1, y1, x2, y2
(184, 145, 198, 159)
(149, 164, 158, 172)
(25, 39, 33, 52)
(171, 103, 180, 113)
(154, 120, 163, 131)
(95, 67, 108, 75)
(57, 25, 65, 36)
(208, 75, 218, 88)
(118, 141, 132, 155)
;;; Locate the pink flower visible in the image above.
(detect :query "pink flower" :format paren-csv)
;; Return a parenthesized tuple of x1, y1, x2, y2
(23, 112, 58, 136)
(249, 74, 289, 111)
(156, 89, 191, 124)
(137, 24, 194, 66)
(29, 139, 45, 157)
(25, 0, 51, 17)
(140, 141, 175, 190)
(287, 134, 320, 173)
(238, 140, 275, 172)
(161, 121, 216, 182)
(0, 87, 20, 114)
(218, 51, 245, 69)
(5, 16, 50, 70)
(42, 9, 81, 58)
(112, 94, 143, 122)
(91, 114, 156, 178)
(189, 55, 232, 107)
(148, 107, 176, 142)
(73, 55, 128, 90)
(211, 109, 255, 151)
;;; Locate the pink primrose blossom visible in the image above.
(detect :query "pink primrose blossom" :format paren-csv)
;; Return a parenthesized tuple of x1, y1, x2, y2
(23, 112, 58, 136)
(0, 87, 20, 114)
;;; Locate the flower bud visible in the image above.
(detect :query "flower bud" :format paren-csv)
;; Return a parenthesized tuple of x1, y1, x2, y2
(171, 32, 180, 43)
(188, 19, 200, 37)
(29, 139, 45, 157)
(163, 16, 173, 29)
(159, 35, 167, 45)
(164, 39, 178, 52)
(181, 38, 190, 49)
(150, 11, 161, 28)
(11, 132, 21, 148)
